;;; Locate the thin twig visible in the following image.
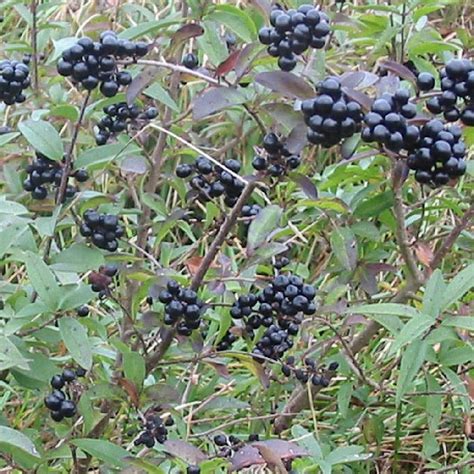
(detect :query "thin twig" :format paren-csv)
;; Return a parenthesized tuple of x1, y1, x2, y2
(55, 91, 91, 205)
(145, 180, 259, 372)
(31, 0, 39, 90)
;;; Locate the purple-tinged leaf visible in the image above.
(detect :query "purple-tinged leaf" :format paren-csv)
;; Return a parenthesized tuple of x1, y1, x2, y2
(127, 66, 157, 106)
(163, 440, 208, 464)
(215, 49, 241, 77)
(376, 74, 400, 95)
(251, 0, 272, 16)
(262, 103, 302, 130)
(170, 23, 204, 48)
(291, 173, 318, 199)
(342, 87, 373, 110)
(192, 87, 246, 120)
(234, 43, 259, 80)
(255, 71, 315, 99)
(340, 71, 378, 89)
(286, 122, 308, 154)
(380, 59, 417, 83)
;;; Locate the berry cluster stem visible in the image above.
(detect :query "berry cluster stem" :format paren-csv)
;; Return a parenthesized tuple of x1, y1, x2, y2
(31, 0, 39, 91)
(145, 179, 260, 373)
(55, 91, 91, 205)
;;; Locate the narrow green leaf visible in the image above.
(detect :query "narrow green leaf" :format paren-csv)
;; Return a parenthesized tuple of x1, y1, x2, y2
(396, 339, 427, 406)
(123, 351, 146, 388)
(422, 269, 446, 317)
(72, 439, 129, 468)
(50, 243, 105, 273)
(0, 426, 40, 458)
(207, 5, 257, 43)
(348, 303, 423, 319)
(441, 263, 474, 310)
(59, 318, 93, 370)
(441, 316, 474, 331)
(330, 227, 357, 271)
(18, 120, 64, 161)
(389, 315, 434, 356)
(144, 82, 179, 112)
(326, 445, 371, 465)
(247, 205, 282, 254)
(24, 251, 61, 311)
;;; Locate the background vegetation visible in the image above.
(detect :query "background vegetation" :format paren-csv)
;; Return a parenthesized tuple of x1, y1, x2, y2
(0, 0, 472, 473)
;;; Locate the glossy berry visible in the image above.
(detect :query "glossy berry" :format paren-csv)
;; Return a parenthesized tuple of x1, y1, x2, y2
(57, 33, 149, 96)
(50, 375, 65, 390)
(259, 5, 330, 71)
(77, 305, 89, 317)
(304, 76, 363, 148)
(416, 72, 435, 91)
(182, 53, 199, 70)
(62, 369, 76, 382)
(467, 441, 474, 453)
(81, 211, 122, 252)
(214, 434, 228, 446)
(187, 467, 201, 474)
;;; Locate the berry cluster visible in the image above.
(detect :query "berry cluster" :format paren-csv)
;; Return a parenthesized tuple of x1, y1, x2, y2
(258, 5, 330, 71)
(23, 152, 88, 200)
(302, 77, 364, 147)
(134, 413, 171, 448)
(241, 204, 261, 223)
(80, 210, 124, 252)
(88, 264, 118, 299)
(252, 133, 301, 176)
(282, 356, 338, 386)
(421, 59, 474, 126)
(159, 280, 206, 336)
(274, 256, 290, 270)
(182, 53, 199, 70)
(57, 32, 148, 97)
(95, 102, 158, 145)
(407, 119, 466, 186)
(213, 433, 243, 458)
(176, 157, 245, 207)
(0, 59, 30, 105)
(44, 368, 85, 422)
(230, 274, 317, 362)
(361, 89, 419, 152)
(216, 328, 238, 351)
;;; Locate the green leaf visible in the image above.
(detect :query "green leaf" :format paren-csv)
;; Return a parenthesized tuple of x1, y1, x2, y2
(123, 351, 146, 388)
(326, 445, 371, 465)
(197, 21, 229, 66)
(396, 339, 427, 406)
(425, 374, 442, 433)
(207, 5, 257, 43)
(300, 198, 349, 213)
(71, 439, 129, 468)
(144, 82, 179, 112)
(24, 251, 61, 311)
(49, 104, 79, 121)
(354, 190, 394, 218)
(441, 316, 474, 332)
(422, 269, 446, 317)
(330, 227, 357, 271)
(118, 18, 180, 40)
(247, 205, 282, 254)
(0, 336, 30, 371)
(75, 143, 142, 169)
(0, 132, 20, 147)
(389, 315, 434, 356)
(18, 120, 64, 161)
(348, 303, 423, 319)
(0, 426, 40, 458)
(0, 221, 28, 258)
(59, 318, 93, 370)
(441, 263, 474, 310)
(50, 243, 105, 273)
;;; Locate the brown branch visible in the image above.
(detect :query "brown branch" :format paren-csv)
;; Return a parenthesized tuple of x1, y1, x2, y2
(31, 0, 39, 91)
(392, 168, 423, 285)
(145, 179, 259, 373)
(429, 201, 474, 271)
(55, 91, 91, 205)
(423, 459, 474, 474)
(273, 197, 474, 433)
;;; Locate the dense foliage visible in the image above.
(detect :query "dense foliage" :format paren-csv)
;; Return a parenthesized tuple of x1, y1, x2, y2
(0, 1, 473, 473)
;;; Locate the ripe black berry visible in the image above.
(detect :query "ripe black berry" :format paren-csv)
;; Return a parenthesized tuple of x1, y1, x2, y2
(57, 33, 149, 97)
(62, 369, 76, 382)
(416, 72, 435, 91)
(60, 400, 77, 418)
(467, 441, 474, 453)
(303, 77, 363, 148)
(407, 119, 466, 186)
(259, 6, 330, 71)
(214, 434, 228, 446)
(362, 90, 419, 152)
(176, 156, 245, 207)
(253, 133, 301, 175)
(182, 53, 199, 70)
(77, 305, 89, 317)
(0, 59, 31, 105)
(159, 280, 206, 334)
(81, 210, 123, 252)
(187, 466, 201, 474)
